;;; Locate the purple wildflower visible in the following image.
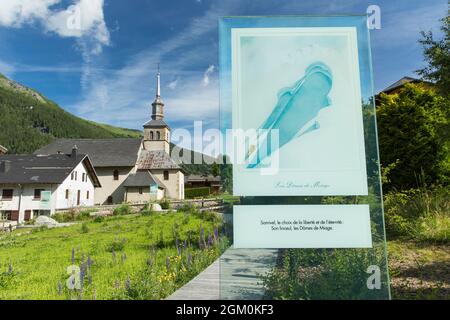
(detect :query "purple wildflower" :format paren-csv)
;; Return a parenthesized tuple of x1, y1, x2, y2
(125, 277, 131, 291)
(87, 255, 92, 270)
(57, 281, 63, 296)
(214, 228, 219, 240)
(88, 274, 93, 285)
(71, 247, 75, 264)
(146, 259, 153, 268)
(79, 263, 86, 288)
(7, 262, 13, 274)
(121, 253, 127, 264)
(207, 234, 213, 247)
(112, 249, 117, 263)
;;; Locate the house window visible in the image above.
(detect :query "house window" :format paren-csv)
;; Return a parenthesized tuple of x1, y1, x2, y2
(107, 196, 113, 204)
(150, 131, 154, 140)
(82, 173, 86, 182)
(113, 170, 119, 181)
(71, 172, 74, 180)
(34, 189, 44, 200)
(139, 187, 143, 195)
(156, 131, 161, 140)
(163, 170, 169, 180)
(86, 191, 89, 200)
(77, 190, 81, 206)
(1, 189, 13, 200)
(75, 171, 78, 181)
(0, 211, 12, 221)
(65, 189, 69, 199)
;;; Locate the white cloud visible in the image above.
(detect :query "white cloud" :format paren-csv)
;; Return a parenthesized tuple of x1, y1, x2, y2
(202, 64, 215, 86)
(0, 0, 109, 54)
(168, 77, 179, 90)
(0, 0, 58, 27)
(69, 1, 238, 128)
(0, 59, 16, 77)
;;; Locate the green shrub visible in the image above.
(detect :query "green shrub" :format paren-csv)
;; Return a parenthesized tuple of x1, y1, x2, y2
(156, 230, 165, 249)
(178, 202, 199, 215)
(159, 199, 171, 210)
(93, 216, 104, 223)
(416, 212, 450, 243)
(377, 84, 450, 190)
(113, 204, 132, 216)
(263, 246, 389, 300)
(185, 187, 210, 199)
(384, 187, 450, 241)
(80, 222, 89, 234)
(76, 210, 92, 221)
(106, 238, 126, 252)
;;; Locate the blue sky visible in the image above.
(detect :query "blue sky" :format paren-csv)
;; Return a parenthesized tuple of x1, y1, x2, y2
(0, 0, 447, 135)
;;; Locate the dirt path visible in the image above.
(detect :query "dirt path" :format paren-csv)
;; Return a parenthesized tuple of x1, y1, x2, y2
(388, 241, 450, 300)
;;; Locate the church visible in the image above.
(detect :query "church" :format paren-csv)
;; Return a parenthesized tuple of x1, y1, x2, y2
(35, 69, 185, 204)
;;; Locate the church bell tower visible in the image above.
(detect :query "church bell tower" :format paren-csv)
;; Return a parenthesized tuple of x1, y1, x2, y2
(143, 65, 171, 154)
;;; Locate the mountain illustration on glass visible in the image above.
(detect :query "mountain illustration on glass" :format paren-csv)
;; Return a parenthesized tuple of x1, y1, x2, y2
(246, 62, 333, 169)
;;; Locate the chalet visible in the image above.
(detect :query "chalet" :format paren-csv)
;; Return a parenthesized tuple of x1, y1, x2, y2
(0, 148, 100, 223)
(185, 175, 222, 193)
(34, 69, 185, 204)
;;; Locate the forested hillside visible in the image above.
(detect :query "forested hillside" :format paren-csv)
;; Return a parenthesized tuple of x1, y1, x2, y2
(0, 73, 141, 154)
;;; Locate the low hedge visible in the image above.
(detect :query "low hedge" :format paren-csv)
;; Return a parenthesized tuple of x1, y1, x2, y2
(185, 187, 211, 199)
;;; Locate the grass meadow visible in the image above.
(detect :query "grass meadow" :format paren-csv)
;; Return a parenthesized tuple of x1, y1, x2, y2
(0, 211, 228, 300)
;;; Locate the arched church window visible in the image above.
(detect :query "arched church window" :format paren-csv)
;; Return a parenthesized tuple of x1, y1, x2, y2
(150, 131, 154, 140)
(156, 131, 161, 140)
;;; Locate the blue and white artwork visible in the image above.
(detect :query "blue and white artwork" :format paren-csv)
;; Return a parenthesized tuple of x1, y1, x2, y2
(231, 26, 369, 196)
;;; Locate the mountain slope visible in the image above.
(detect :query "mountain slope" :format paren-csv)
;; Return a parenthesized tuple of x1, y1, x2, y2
(0, 73, 141, 154)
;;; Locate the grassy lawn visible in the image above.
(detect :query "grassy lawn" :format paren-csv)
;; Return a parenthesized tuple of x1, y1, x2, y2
(388, 240, 450, 300)
(0, 211, 228, 300)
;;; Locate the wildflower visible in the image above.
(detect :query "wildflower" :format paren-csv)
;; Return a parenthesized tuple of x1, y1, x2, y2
(71, 247, 75, 264)
(121, 253, 127, 264)
(207, 234, 213, 247)
(79, 263, 86, 288)
(87, 255, 92, 270)
(214, 228, 219, 240)
(125, 277, 131, 291)
(146, 258, 153, 268)
(166, 256, 170, 270)
(112, 249, 117, 263)
(88, 274, 93, 285)
(7, 262, 13, 274)
(57, 281, 63, 296)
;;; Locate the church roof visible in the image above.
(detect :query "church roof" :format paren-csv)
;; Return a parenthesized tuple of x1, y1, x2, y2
(143, 119, 170, 128)
(137, 150, 181, 170)
(123, 170, 164, 188)
(34, 138, 141, 167)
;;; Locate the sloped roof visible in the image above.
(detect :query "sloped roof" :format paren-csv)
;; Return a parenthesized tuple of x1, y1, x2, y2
(34, 138, 141, 167)
(143, 119, 170, 128)
(137, 150, 180, 170)
(0, 153, 101, 187)
(123, 170, 164, 188)
(185, 175, 221, 183)
(381, 77, 420, 94)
